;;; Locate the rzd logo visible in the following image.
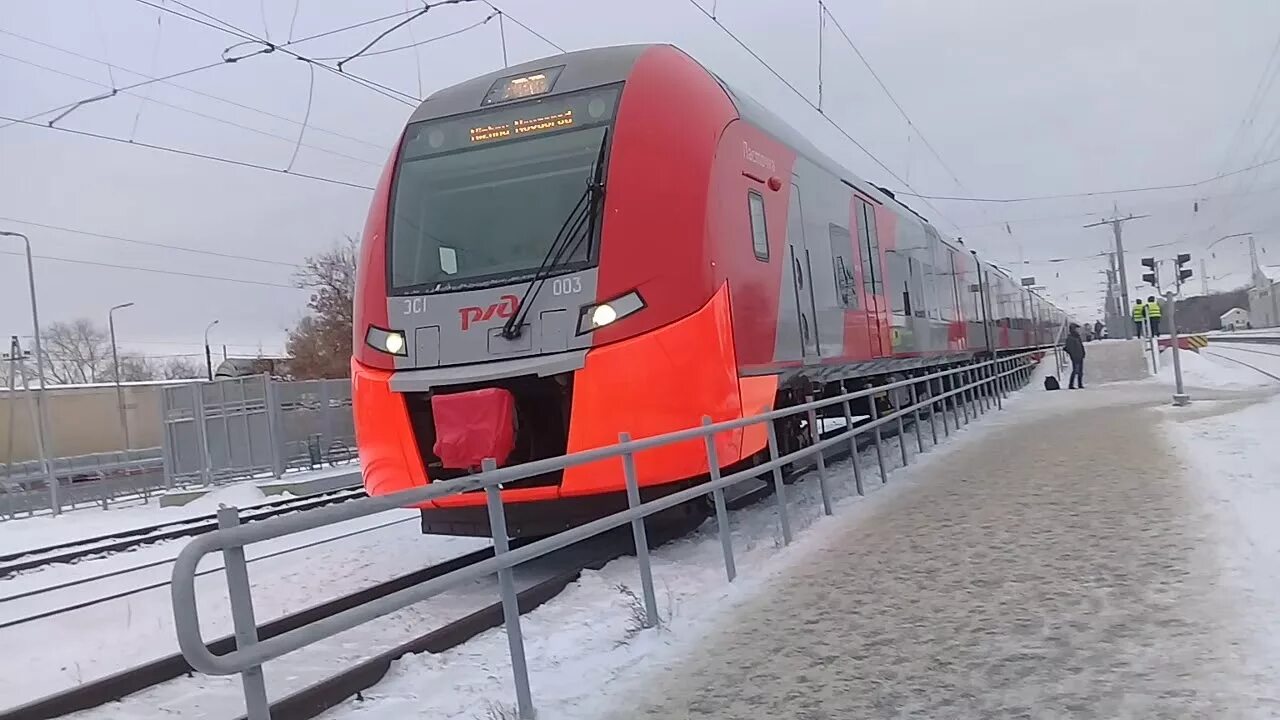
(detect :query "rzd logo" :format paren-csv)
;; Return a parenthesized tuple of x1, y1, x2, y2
(459, 294, 520, 331)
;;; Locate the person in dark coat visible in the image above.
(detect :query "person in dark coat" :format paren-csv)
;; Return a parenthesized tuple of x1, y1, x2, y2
(1064, 324, 1086, 389)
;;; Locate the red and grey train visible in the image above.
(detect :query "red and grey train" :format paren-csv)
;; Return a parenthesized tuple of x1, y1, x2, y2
(351, 44, 1067, 536)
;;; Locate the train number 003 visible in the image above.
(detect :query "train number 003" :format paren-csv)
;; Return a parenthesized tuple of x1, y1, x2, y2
(551, 277, 582, 296)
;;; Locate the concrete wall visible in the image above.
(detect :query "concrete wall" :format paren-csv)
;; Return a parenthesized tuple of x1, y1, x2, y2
(0, 383, 183, 463)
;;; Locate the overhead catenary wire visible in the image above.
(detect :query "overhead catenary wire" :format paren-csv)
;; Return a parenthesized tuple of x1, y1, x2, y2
(0, 56, 237, 130)
(0, 53, 381, 168)
(128, 6, 166, 140)
(683, 0, 963, 233)
(897, 154, 1280, 204)
(137, 0, 422, 106)
(0, 28, 391, 152)
(0, 249, 302, 289)
(312, 12, 498, 62)
(0, 216, 303, 269)
(286, 62, 317, 172)
(818, 1, 971, 195)
(0, 113, 375, 190)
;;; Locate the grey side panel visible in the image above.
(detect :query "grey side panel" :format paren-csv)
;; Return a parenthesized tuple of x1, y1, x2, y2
(390, 350, 587, 392)
(408, 45, 652, 124)
(795, 156, 848, 358)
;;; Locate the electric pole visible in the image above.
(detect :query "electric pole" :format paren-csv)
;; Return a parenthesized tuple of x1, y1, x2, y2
(1200, 258, 1209, 296)
(1085, 212, 1150, 339)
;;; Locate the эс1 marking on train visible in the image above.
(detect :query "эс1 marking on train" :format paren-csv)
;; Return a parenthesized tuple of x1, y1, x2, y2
(350, 44, 1068, 537)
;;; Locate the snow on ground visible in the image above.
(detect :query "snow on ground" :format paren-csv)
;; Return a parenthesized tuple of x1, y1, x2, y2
(325, 379, 1071, 720)
(1162, 392, 1280, 692)
(0, 506, 487, 708)
(0, 470, 360, 558)
(1207, 341, 1280, 377)
(1150, 347, 1274, 389)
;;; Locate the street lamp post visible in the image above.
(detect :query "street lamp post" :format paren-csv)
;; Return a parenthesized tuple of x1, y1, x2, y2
(108, 302, 135, 450)
(204, 320, 220, 381)
(1, 229, 58, 515)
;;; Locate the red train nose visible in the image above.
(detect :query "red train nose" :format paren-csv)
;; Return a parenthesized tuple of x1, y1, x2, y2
(431, 388, 517, 470)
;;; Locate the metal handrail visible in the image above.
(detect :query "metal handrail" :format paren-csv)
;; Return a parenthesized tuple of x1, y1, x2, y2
(171, 347, 1047, 719)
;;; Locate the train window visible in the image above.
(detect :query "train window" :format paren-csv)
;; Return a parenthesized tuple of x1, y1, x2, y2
(908, 257, 927, 318)
(886, 250, 909, 316)
(922, 262, 940, 319)
(828, 224, 857, 308)
(748, 191, 769, 261)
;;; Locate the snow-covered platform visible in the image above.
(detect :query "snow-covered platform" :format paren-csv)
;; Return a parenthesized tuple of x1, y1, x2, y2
(1076, 337, 1150, 383)
(604, 380, 1279, 719)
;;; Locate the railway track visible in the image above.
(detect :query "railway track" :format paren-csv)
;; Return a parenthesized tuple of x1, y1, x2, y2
(2, 374, 1018, 720)
(1211, 342, 1280, 359)
(0, 546, 495, 720)
(0, 485, 365, 577)
(1203, 349, 1280, 383)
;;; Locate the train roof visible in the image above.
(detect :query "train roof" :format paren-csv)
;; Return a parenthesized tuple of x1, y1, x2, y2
(407, 44, 1067, 318)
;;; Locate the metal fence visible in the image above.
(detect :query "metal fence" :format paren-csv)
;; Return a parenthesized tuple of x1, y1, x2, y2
(171, 350, 1048, 720)
(0, 447, 166, 519)
(161, 376, 355, 487)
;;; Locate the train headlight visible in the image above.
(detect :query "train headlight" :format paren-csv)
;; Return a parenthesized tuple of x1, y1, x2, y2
(577, 291, 645, 335)
(365, 326, 408, 356)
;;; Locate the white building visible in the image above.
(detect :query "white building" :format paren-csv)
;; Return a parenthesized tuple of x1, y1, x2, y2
(1249, 265, 1280, 328)
(1220, 307, 1250, 331)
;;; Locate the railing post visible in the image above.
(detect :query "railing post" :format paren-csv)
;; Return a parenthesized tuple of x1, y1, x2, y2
(988, 361, 998, 407)
(909, 382, 925, 453)
(961, 369, 973, 423)
(217, 507, 271, 720)
(764, 422, 793, 545)
(894, 386, 909, 466)
(841, 400, 864, 496)
(483, 458, 535, 720)
(805, 396, 832, 516)
(701, 417, 736, 582)
(618, 433, 659, 627)
(938, 376, 951, 437)
(975, 362, 988, 415)
(868, 392, 888, 483)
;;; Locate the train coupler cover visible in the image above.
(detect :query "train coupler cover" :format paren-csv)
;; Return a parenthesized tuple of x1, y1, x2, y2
(431, 388, 517, 470)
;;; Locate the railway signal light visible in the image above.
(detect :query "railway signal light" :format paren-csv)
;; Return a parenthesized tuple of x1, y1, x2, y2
(1141, 257, 1157, 286)
(1175, 252, 1193, 285)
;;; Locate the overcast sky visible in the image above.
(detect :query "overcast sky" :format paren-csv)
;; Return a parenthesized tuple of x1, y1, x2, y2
(3, 0, 1280, 360)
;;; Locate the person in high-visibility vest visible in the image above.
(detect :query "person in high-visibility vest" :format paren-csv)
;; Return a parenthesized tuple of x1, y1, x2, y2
(1132, 299, 1147, 338)
(1146, 296, 1162, 336)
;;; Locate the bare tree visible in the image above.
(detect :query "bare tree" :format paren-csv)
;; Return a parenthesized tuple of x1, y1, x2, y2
(117, 354, 158, 382)
(41, 318, 114, 384)
(159, 356, 204, 380)
(287, 237, 356, 379)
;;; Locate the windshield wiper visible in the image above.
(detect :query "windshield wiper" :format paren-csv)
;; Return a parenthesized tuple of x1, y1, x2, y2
(501, 129, 609, 340)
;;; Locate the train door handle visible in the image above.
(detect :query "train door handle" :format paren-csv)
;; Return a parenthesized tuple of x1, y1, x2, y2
(793, 254, 804, 290)
(801, 314, 810, 343)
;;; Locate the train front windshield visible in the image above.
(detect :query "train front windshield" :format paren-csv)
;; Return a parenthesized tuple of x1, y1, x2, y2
(389, 85, 621, 293)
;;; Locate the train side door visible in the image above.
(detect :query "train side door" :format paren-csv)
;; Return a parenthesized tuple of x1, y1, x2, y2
(785, 180, 820, 359)
(855, 197, 887, 357)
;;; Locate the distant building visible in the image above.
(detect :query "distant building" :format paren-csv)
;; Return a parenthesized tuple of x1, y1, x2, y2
(1220, 307, 1250, 331)
(1248, 265, 1280, 328)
